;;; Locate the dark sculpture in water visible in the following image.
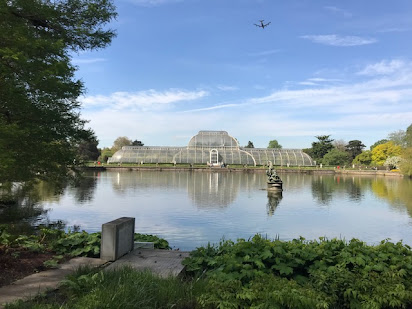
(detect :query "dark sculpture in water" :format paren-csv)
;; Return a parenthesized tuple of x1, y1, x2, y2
(266, 161, 283, 191)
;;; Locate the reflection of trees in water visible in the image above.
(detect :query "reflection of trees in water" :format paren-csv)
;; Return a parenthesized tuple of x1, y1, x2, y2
(310, 175, 412, 215)
(0, 180, 66, 231)
(370, 178, 412, 216)
(67, 173, 98, 203)
(311, 176, 336, 205)
(311, 175, 366, 205)
(110, 170, 266, 209)
(266, 191, 283, 216)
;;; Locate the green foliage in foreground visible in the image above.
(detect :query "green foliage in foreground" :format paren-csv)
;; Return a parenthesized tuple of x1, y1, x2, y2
(183, 235, 412, 308)
(6, 266, 204, 309)
(0, 227, 170, 259)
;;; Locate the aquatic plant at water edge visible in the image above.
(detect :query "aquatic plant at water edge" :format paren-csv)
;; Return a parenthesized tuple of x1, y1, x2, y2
(183, 235, 412, 308)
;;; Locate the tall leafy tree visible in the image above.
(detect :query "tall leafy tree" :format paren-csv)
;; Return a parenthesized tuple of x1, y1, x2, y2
(406, 124, 412, 147)
(0, 0, 117, 182)
(77, 138, 100, 162)
(353, 151, 372, 166)
(132, 140, 144, 146)
(244, 141, 255, 148)
(312, 135, 334, 161)
(370, 139, 389, 150)
(268, 140, 282, 149)
(112, 136, 132, 152)
(332, 139, 346, 152)
(345, 140, 366, 160)
(388, 130, 406, 148)
(371, 142, 402, 166)
(322, 149, 350, 166)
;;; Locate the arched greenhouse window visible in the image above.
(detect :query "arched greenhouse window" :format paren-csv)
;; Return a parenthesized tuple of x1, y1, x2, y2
(210, 149, 218, 165)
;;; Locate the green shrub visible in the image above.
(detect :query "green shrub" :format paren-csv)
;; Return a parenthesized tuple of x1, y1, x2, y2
(183, 235, 412, 308)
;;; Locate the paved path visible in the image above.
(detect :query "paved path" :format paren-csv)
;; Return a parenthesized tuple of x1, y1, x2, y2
(0, 257, 107, 308)
(105, 249, 190, 277)
(0, 249, 189, 308)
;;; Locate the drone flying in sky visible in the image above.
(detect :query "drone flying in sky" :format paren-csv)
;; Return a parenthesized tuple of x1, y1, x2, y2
(254, 20, 271, 29)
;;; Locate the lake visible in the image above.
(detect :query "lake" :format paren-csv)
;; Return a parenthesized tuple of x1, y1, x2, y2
(35, 170, 412, 250)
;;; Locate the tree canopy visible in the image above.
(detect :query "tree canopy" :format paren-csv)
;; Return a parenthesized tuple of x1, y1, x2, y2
(268, 140, 282, 149)
(112, 136, 132, 152)
(353, 150, 372, 166)
(132, 140, 144, 146)
(312, 135, 334, 161)
(322, 149, 350, 166)
(0, 0, 116, 182)
(371, 142, 402, 166)
(406, 124, 412, 148)
(370, 139, 389, 151)
(245, 141, 255, 148)
(345, 140, 366, 160)
(388, 130, 406, 148)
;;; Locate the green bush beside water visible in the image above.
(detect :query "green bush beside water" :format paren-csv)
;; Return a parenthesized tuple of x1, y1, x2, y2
(5, 233, 412, 308)
(0, 226, 170, 259)
(183, 235, 412, 308)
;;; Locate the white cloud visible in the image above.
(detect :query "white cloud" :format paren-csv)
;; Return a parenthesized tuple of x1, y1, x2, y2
(307, 78, 342, 82)
(182, 59, 412, 114)
(301, 35, 377, 46)
(81, 59, 412, 148)
(81, 89, 208, 110)
(217, 85, 239, 91)
(357, 59, 404, 76)
(324, 6, 352, 18)
(248, 49, 282, 57)
(72, 58, 107, 64)
(298, 81, 318, 86)
(127, 0, 182, 6)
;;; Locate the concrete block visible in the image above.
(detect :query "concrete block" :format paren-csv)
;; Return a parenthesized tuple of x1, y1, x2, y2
(101, 217, 135, 261)
(134, 242, 155, 249)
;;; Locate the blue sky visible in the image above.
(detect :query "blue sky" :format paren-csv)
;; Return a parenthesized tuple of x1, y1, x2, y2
(74, 0, 412, 149)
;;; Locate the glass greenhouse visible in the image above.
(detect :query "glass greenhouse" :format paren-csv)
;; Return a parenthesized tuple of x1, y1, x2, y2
(108, 131, 314, 166)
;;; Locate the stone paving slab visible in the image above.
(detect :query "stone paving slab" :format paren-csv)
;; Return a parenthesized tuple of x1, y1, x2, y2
(0, 257, 107, 309)
(105, 249, 190, 278)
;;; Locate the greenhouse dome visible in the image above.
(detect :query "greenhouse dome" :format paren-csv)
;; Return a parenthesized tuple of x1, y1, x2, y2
(108, 131, 314, 166)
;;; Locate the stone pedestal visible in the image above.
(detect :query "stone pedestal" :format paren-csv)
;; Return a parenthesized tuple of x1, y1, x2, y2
(101, 217, 135, 261)
(267, 181, 283, 191)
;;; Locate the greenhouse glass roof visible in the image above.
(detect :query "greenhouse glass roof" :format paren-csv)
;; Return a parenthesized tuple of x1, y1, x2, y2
(108, 131, 314, 166)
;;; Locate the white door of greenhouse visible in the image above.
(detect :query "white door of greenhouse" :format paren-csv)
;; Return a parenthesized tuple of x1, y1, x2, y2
(210, 149, 218, 165)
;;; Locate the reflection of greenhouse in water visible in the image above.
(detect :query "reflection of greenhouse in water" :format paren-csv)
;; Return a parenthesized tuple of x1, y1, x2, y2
(109, 131, 314, 166)
(109, 170, 267, 209)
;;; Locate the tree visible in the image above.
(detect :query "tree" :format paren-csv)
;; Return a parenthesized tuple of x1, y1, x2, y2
(371, 142, 402, 166)
(345, 140, 365, 160)
(332, 139, 346, 152)
(268, 140, 282, 149)
(384, 156, 402, 170)
(132, 140, 144, 146)
(112, 136, 132, 152)
(244, 141, 254, 148)
(312, 135, 334, 161)
(388, 130, 406, 148)
(370, 139, 389, 150)
(98, 148, 113, 163)
(353, 151, 372, 166)
(0, 0, 117, 182)
(406, 124, 412, 147)
(400, 148, 412, 177)
(76, 138, 100, 162)
(322, 149, 350, 166)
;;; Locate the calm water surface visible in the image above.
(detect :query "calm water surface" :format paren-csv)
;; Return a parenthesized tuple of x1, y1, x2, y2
(40, 170, 412, 250)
